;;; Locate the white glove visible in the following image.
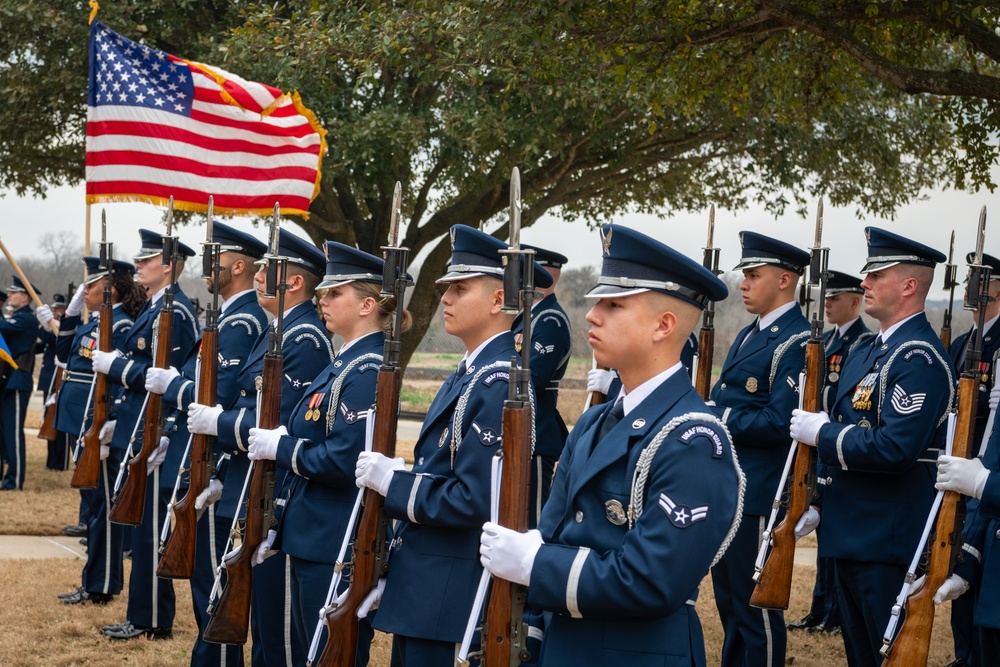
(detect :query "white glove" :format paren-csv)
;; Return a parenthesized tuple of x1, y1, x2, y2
(91, 349, 121, 375)
(54, 359, 66, 370)
(44, 392, 58, 408)
(355, 451, 405, 496)
(36, 305, 54, 326)
(100, 444, 110, 460)
(195, 479, 224, 511)
(99, 420, 116, 445)
(146, 436, 169, 475)
(251, 529, 277, 566)
(480, 522, 544, 586)
(66, 284, 87, 317)
(248, 425, 288, 461)
(188, 403, 223, 436)
(790, 409, 830, 446)
(990, 384, 1000, 411)
(933, 573, 970, 605)
(357, 577, 387, 619)
(794, 506, 821, 541)
(587, 369, 616, 394)
(936, 455, 991, 500)
(145, 367, 180, 395)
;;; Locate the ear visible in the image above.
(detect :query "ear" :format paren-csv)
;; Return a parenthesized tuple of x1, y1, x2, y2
(777, 270, 796, 290)
(230, 258, 245, 276)
(359, 295, 377, 317)
(489, 286, 505, 315)
(900, 276, 918, 297)
(651, 309, 679, 344)
(285, 273, 305, 294)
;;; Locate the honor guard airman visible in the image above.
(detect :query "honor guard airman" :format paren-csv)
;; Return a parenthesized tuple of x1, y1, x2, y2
(246, 242, 408, 664)
(709, 231, 810, 667)
(790, 227, 955, 667)
(145, 221, 268, 667)
(188, 228, 335, 667)
(92, 228, 201, 641)
(0, 275, 45, 490)
(513, 244, 573, 526)
(789, 270, 870, 636)
(480, 224, 742, 667)
(36, 291, 68, 469)
(354, 224, 552, 665)
(944, 252, 1000, 667)
(55, 258, 143, 605)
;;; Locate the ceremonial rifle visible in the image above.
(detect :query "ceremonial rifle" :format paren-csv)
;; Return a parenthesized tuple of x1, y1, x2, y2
(71, 212, 113, 489)
(311, 182, 411, 667)
(457, 167, 534, 667)
(881, 207, 990, 667)
(39, 280, 79, 440)
(158, 198, 221, 579)
(750, 200, 827, 610)
(695, 205, 721, 400)
(941, 230, 958, 349)
(110, 197, 179, 525)
(203, 204, 285, 645)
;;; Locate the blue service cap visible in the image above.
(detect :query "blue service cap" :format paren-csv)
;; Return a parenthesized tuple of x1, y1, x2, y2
(522, 244, 568, 269)
(51, 293, 67, 308)
(966, 252, 1000, 276)
(257, 228, 326, 277)
(826, 270, 864, 296)
(7, 275, 41, 296)
(213, 221, 267, 260)
(436, 225, 553, 289)
(83, 256, 137, 285)
(733, 231, 810, 274)
(586, 224, 728, 308)
(317, 241, 413, 290)
(862, 227, 946, 274)
(134, 228, 197, 261)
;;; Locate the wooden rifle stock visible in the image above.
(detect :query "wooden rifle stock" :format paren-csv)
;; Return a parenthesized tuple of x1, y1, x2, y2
(940, 326, 952, 350)
(72, 299, 114, 489)
(483, 401, 533, 667)
(696, 327, 714, 401)
(158, 327, 219, 579)
(203, 347, 282, 645)
(314, 368, 400, 667)
(109, 301, 174, 526)
(38, 371, 62, 440)
(882, 376, 978, 667)
(750, 340, 822, 610)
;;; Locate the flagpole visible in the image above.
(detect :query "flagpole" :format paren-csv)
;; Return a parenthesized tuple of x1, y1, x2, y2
(83, 203, 91, 323)
(0, 236, 59, 332)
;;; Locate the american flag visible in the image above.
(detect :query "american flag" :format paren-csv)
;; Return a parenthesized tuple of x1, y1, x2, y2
(86, 20, 326, 217)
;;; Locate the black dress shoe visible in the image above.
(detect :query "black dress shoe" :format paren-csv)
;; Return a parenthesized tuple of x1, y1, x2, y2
(824, 624, 842, 636)
(806, 621, 827, 633)
(101, 621, 128, 634)
(79, 537, 88, 546)
(58, 586, 85, 602)
(104, 622, 172, 641)
(63, 523, 87, 537)
(123, 549, 131, 559)
(943, 660, 968, 667)
(787, 613, 822, 631)
(60, 589, 113, 605)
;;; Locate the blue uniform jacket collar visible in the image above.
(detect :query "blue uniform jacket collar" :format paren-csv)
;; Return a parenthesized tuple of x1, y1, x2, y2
(825, 318, 870, 358)
(512, 293, 558, 333)
(245, 301, 320, 368)
(567, 368, 693, 502)
(726, 304, 804, 366)
(419, 331, 516, 440)
(835, 312, 932, 406)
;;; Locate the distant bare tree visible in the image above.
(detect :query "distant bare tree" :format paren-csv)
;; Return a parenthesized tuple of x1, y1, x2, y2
(38, 232, 80, 278)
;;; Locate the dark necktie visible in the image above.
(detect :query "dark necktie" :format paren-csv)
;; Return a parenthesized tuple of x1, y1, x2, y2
(597, 397, 625, 442)
(827, 328, 840, 350)
(448, 359, 468, 390)
(867, 335, 883, 362)
(739, 322, 760, 351)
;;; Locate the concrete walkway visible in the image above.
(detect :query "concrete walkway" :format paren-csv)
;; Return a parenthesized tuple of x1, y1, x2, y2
(0, 535, 87, 560)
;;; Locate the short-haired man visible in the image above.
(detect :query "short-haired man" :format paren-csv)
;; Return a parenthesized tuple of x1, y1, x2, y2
(791, 227, 955, 667)
(0, 276, 45, 490)
(710, 232, 811, 667)
(355, 224, 552, 665)
(479, 224, 742, 666)
(789, 270, 870, 637)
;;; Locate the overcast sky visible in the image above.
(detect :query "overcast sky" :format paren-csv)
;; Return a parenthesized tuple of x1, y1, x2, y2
(1, 178, 996, 292)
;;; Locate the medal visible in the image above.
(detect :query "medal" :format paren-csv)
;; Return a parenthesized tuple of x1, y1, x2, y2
(137, 337, 146, 350)
(745, 377, 758, 393)
(438, 427, 449, 448)
(851, 372, 879, 411)
(305, 392, 325, 422)
(858, 418, 872, 429)
(514, 333, 523, 353)
(605, 500, 627, 526)
(829, 372, 839, 382)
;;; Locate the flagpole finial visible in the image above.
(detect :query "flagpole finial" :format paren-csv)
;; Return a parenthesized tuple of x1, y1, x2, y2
(89, 1, 99, 25)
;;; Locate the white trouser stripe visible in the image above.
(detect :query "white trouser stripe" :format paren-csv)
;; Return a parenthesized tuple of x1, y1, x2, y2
(566, 547, 591, 618)
(535, 456, 543, 523)
(102, 458, 112, 594)
(14, 392, 22, 487)
(152, 469, 160, 628)
(284, 555, 293, 666)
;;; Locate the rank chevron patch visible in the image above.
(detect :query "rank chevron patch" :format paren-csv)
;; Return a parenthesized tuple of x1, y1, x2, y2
(891, 385, 926, 415)
(658, 493, 709, 528)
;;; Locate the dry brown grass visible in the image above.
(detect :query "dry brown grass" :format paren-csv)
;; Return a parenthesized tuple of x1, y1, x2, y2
(2, 408, 961, 666)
